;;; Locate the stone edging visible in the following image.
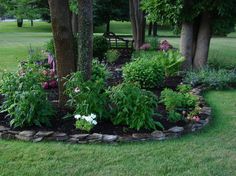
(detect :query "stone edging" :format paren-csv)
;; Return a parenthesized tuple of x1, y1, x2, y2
(0, 86, 212, 144)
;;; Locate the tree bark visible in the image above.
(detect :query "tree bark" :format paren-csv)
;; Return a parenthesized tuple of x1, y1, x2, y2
(153, 22, 157, 36)
(77, 0, 93, 80)
(148, 22, 153, 36)
(106, 20, 110, 33)
(17, 19, 23, 27)
(193, 12, 212, 69)
(180, 22, 194, 70)
(129, 0, 145, 50)
(48, 0, 76, 107)
(72, 13, 78, 35)
(30, 19, 34, 27)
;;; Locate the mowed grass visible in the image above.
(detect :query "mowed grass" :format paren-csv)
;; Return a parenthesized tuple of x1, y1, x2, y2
(1, 90, 236, 175)
(1, 21, 236, 175)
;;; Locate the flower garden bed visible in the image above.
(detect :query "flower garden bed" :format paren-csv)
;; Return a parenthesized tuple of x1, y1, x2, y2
(0, 39, 220, 144)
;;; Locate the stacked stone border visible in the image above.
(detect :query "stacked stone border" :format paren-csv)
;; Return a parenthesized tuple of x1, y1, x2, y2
(0, 86, 211, 144)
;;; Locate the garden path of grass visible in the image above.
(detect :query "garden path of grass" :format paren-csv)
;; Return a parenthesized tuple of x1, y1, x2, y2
(0, 21, 236, 176)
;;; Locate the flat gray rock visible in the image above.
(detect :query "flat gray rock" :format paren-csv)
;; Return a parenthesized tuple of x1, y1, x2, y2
(52, 133, 68, 141)
(151, 131, 165, 138)
(132, 133, 151, 139)
(35, 131, 54, 137)
(168, 126, 184, 133)
(33, 137, 44, 143)
(87, 133, 103, 140)
(19, 130, 35, 137)
(102, 135, 118, 142)
(70, 134, 89, 140)
(0, 126, 10, 132)
(15, 134, 33, 141)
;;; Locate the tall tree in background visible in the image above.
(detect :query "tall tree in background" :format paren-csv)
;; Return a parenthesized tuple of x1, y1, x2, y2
(142, 0, 236, 69)
(94, 0, 129, 32)
(48, 0, 76, 107)
(1, 0, 48, 27)
(77, 0, 93, 80)
(129, 0, 146, 50)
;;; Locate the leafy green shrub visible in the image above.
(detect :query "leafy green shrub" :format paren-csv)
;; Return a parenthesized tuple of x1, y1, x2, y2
(0, 63, 55, 128)
(160, 85, 198, 122)
(123, 58, 165, 89)
(108, 83, 163, 130)
(184, 68, 236, 89)
(105, 49, 120, 63)
(65, 60, 110, 119)
(93, 36, 109, 61)
(156, 50, 185, 77)
(132, 50, 185, 77)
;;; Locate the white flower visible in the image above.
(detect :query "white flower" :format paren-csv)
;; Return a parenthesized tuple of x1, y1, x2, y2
(75, 113, 97, 125)
(74, 114, 81, 120)
(92, 120, 97, 125)
(74, 87, 81, 93)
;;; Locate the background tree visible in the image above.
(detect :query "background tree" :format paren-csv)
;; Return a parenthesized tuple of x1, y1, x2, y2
(48, 0, 76, 107)
(1, 0, 48, 27)
(142, 0, 236, 69)
(77, 0, 93, 80)
(94, 0, 129, 32)
(129, 0, 146, 50)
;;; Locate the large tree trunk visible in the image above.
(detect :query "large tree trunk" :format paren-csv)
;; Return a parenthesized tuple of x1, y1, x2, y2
(193, 12, 212, 69)
(48, 0, 76, 107)
(129, 0, 145, 50)
(148, 22, 153, 36)
(17, 19, 23, 27)
(106, 20, 110, 33)
(153, 22, 157, 37)
(72, 13, 78, 35)
(180, 22, 194, 70)
(30, 19, 34, 27)
(77, 0, 93, 80)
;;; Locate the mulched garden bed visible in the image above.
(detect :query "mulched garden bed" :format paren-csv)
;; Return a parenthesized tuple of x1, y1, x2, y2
(0, 55, 212, 143)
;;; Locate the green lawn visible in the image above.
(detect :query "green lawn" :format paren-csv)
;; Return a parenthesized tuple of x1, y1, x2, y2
(1, 21, 236, 176)
(1, 90, 236, 176)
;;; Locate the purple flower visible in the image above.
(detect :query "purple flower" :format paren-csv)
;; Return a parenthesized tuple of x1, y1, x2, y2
(158, 40, 173, 51)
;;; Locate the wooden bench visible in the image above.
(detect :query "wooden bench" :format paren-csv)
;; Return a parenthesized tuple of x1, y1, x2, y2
(103, 32, 134, 58)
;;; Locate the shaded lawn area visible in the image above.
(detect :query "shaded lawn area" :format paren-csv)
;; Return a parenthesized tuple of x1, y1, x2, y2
(1, 90, 236, 176)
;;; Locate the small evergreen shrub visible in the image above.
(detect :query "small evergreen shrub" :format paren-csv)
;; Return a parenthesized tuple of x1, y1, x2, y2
(123, 58, 165, 89)
(108, 83, 163, 130)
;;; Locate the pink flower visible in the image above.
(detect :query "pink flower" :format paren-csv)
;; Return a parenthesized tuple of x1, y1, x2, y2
(140, 43, 151, 51)
(158, 40, 173, 51)
(42, 82, 49, 89)
(193, 116, 200, 122)
(49, 80, 58, 88)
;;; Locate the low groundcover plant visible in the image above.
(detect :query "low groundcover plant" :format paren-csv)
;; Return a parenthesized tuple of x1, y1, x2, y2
(74, 113, 97, 132)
